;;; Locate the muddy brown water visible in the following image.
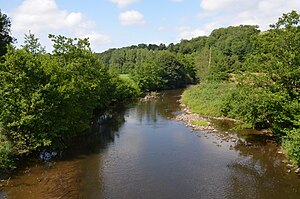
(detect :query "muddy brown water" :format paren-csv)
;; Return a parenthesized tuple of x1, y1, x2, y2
(1, 89, 300, 199)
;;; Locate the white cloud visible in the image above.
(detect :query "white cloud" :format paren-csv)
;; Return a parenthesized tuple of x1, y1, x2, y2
(198, 0, 300, 30)
(11, 0, 111, 51)
(76, 31, 111, 49)
(119, 10, 146, 26)
(65, 12, 83, 27)
(110, 0, 139, 8)
(177, 22, 220, 40)
(181, 0, 300, 42)
(235, 1, 299, 29)
(12, 0, 94, 33)
(178, 28, 206, 40)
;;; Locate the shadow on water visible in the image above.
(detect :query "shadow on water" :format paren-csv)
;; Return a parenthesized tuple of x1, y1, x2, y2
(0, 104, 130, 199)
(0, 89, 185, 199)
(225, 140, 300, 199)
(210, 119, 300, 198)
(2, 89, 300, 199)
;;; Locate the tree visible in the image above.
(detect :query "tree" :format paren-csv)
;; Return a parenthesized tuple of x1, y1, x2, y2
(0, 34, 115, 155)
(131, 51, 196, 91)
(207, 25, 260, 72)
(22, 31, 45, 54)
(0, 10, 14, 57)
(211, 11, 300, 165)
(225, 11, 300, 135)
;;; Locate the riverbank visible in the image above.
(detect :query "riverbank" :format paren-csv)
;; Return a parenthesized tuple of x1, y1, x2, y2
(179, 83, 300, 173)
(176, 98, 251, 146)
(178, 83, 242, 131)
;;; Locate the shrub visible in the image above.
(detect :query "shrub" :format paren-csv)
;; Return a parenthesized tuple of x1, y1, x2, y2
(283, 129, 300, 165)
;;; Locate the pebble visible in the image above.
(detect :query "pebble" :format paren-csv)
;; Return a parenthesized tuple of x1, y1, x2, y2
(175, 113, 215, 131)
(287, 164, 293, 168)
(245, 142, 253, 146)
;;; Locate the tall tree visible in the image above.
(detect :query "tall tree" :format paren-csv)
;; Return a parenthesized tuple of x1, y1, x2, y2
(22, 31, 45, 54)
(225, 11, 300, 133)
(0, 10, 13, 57)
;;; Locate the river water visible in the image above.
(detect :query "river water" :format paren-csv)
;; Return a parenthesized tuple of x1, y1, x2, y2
(1, 89, 300, 198)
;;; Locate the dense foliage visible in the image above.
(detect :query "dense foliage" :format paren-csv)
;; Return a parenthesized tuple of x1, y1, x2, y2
(0, 34, 139, 170)
(100, 25, 260, 83)
(99, 43, 167, 74)
(99, 25, 260, 91)
(0, 10, 14, 57)
(223, 11, 300, 164)
(131, 51, 195, 91)
(182, 11, 300, 165)
(2, 9, 300, 169)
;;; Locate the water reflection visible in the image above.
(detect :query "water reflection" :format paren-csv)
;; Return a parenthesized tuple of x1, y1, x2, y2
(212, 120, 300, 198)
(2, 89, 300, 199)
(134, 89, 183, 124)
(0, 106, 128, 199)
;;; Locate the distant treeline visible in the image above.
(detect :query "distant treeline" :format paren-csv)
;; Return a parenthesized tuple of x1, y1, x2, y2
(99, 24, 260, 85)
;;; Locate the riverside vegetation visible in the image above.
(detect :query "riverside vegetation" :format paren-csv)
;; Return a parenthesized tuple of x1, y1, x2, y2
(1, 9, 300, 171)
(182, 11, 300, 166)
(0, 10, 195, 171)
(0, 33, 141, 171)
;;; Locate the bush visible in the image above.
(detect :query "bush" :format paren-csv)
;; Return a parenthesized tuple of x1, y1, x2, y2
(113, 74, 141, 100)
(283, 129, 300, 165)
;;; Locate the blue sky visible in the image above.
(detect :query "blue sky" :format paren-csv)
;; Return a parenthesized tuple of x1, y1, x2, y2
(1, 0, 300, 52)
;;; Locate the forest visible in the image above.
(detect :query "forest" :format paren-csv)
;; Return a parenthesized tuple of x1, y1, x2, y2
(1, 10, 300, 170)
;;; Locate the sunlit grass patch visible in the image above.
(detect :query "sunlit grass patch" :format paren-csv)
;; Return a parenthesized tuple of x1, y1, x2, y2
(182, 83, 236, 117)
(191, 119, 209, 126)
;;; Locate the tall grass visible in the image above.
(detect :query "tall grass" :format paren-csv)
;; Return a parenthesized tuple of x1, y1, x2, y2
(182, 83, 236, 117)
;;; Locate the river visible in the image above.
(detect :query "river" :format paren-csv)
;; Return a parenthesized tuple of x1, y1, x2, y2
(1, 89, 300, 198)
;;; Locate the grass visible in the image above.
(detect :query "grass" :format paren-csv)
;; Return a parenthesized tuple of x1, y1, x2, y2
(182, 83, 236, 117)
(191, 119, 209, 126)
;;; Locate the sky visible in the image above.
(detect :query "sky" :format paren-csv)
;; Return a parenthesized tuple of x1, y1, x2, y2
(1, 0, 300, 52)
